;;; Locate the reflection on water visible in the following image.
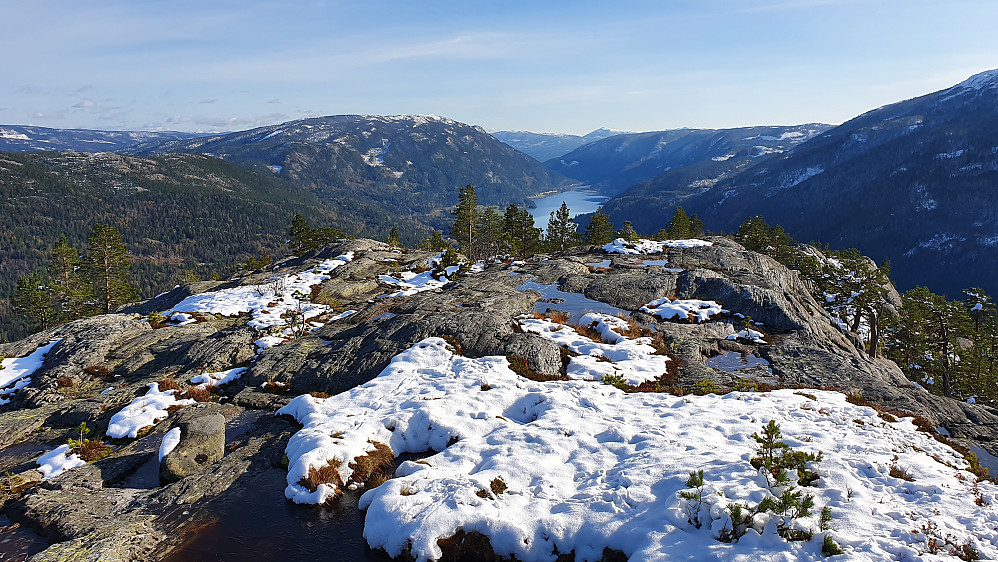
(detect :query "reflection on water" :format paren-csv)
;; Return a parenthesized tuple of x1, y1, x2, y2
(517, 280, 627, 324)
(164, 452, 433, 561)
(527, 188, 608, 230)
(706, 351, 771, 372)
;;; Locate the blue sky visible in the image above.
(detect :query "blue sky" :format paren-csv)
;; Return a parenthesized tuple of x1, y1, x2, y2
(3, 0, 998, 134)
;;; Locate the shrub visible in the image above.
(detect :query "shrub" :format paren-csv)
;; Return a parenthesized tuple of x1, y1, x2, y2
(716, 502, 753, 543)
(56, 376, 74, 388)
(601, 373, 629, 390)
(691, 379, 719, 395)
(889, 464, 914, 482)
(441, 335, 464, 355)
(309, 391, 330, 399)
(147, 311, 166, 328)
(750, 420, 823, 487)
(679, 469, 706, 528)
(822, 534, 845, 556)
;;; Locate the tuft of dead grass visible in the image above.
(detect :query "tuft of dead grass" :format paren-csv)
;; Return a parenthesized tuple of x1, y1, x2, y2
(298, 459, 344, 496)
(180, 386, 213, 402)
(349, 441, 394, 489)
(157, 378, 181, 392)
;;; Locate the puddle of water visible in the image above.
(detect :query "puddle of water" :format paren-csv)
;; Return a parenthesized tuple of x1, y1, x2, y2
(585, 260, 612, 269)
(706, 351, 771, 373)
(0, 514, 48, 560)
(163, 452, 433, 561)
(517, 281, 628, 324)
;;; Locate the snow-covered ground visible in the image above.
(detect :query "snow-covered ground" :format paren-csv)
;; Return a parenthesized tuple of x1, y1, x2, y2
(279, 337, 998, 561)
(106, 383, 196, 439)
(640, 297, 725, 322)
(167, 253, 354, 332)
(604, 237, 713, 254)
(519, 313, 671, 385)
(378, 270, 451, 298)
(0, 339, 61, 405)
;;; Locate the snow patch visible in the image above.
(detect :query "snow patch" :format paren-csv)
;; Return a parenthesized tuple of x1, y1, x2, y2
(603, 237, 712, 254)
(159, 427, 182, 461)
(0, 340, 61, 404)
(640, 297, 724, 322)
(36, 444, 86, 480)
(106, 383, 196, 439)
(279, 338, 998, 561)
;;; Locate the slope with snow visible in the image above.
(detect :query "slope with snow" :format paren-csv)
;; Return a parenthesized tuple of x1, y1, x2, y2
(279, 337, 998, 561)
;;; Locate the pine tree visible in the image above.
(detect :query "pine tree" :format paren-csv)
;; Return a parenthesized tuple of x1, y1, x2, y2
(387, 225, 402, 249)
(690, 214, 705, 237)
(417, 230, 452, 252)
(476, 207, 504, 260)
(584, 207, 614, 245)
(545, 202, 577, 252)
(289, 213, 314, 254)
(13, 271, 57, 330)
(667, 207, 692, 239)
(616, 220, 640, 241)
(82, 224, 137, 314)
(49, 234, 87, 320)
(502, 204, 541, 259)
(450, 184, 478, 254)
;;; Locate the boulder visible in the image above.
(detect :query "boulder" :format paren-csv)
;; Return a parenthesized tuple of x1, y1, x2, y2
(159, 411, 226, 483)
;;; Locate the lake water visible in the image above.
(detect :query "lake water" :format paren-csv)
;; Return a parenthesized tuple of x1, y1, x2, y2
(527, 188, 608, 229)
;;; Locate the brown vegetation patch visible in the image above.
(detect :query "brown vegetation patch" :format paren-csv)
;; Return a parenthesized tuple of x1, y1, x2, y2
(574, 322, 604, 343)
(83, 364, 113, 378)
(180, 386, 214, 402)
(441, 334, 464, 355)
(72, 439, 113, 462)
(298, 459, 344, 497)
(349, 441, 395, 489)
(157, 378, 181, 392)
(56, 376, 74, 388)
(309, 391, 331, 399)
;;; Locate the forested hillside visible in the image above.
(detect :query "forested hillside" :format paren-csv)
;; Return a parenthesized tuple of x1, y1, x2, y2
(0, 151, 421, 340)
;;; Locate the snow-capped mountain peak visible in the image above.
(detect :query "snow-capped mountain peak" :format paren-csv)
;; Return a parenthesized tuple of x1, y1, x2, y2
(951, 68, 998, 91)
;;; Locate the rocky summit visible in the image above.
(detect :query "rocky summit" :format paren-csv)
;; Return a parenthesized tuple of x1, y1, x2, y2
(1, 237, 996, 560)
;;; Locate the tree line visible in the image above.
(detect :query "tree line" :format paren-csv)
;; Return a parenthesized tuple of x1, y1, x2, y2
(14, 224, 138, 331)
(434, 183, 704, 261)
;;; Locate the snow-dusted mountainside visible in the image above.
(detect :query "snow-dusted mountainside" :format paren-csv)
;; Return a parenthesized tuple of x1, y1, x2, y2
(1, 237, 996, 560)
(492, 127, 627, 161)
(544, 124, 831, 195)
(609, 69, 998, 297)
(134, 114, 570, 218)
(0, 125, 200, 153)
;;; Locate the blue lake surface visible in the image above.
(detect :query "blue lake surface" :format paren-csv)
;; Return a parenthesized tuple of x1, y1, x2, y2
(528, 187, 608, 230)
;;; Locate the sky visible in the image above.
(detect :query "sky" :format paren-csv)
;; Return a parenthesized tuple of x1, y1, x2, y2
(3, 0, 998, 135)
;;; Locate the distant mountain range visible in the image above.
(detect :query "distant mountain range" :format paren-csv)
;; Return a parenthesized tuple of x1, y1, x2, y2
(491, 128, 626, 161)
(599, 69, 998, 297)
(544, 124, 831, 194)
(0, 125, 201, 153)
(132, 114, 569, 224)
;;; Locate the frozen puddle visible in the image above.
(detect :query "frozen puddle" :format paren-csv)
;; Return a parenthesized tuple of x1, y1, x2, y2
(707, 351, 771, 372)
(517, 280, 627, 322)
(279, 337, 998, 561)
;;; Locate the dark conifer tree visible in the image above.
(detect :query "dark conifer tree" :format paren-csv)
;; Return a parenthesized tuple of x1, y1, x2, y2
(82, 224, 137, 314)
(584, 207, 614, 245)
(545, 202, 577, 253)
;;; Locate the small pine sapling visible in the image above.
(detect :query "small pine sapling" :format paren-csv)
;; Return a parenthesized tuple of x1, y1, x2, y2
(717, 502, 754, 543)
(679, 469, 707, 529)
